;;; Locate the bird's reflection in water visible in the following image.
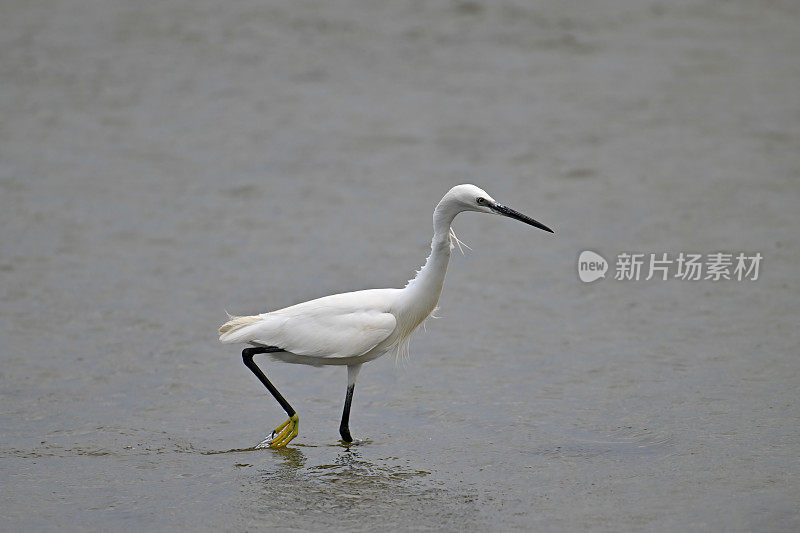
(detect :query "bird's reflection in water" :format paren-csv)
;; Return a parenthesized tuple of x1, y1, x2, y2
(271, 446, 307, 472)
(309, 447, 430, 487)
(255, 444, 431, 516)
(243, 446, 483, 528)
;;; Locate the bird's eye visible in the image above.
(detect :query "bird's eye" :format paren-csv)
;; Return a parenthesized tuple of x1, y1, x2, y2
(476, 197, 486, 205)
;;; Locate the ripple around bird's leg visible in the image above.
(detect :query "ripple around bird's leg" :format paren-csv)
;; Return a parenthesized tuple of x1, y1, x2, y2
(338, 437, 369, 447)
(256, 414, 299, 449)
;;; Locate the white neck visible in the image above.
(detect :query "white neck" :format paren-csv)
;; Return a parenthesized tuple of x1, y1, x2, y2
(402, 196, 460, 308)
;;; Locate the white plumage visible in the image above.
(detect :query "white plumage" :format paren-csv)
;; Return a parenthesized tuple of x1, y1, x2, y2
(220, 289, 399, 364)
(219, 184, 553, 448)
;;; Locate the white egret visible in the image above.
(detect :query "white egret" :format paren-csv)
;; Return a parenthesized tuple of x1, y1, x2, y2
(219, 184, 553, 448)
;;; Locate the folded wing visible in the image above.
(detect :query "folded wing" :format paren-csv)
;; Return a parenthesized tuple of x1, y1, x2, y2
(219, 290, 398, 359)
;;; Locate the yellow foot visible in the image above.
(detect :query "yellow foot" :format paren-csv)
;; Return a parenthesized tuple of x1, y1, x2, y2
(256, 414, 299, 449)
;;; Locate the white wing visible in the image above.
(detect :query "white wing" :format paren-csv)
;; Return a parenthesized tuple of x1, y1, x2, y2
(219, 289, 399, 359)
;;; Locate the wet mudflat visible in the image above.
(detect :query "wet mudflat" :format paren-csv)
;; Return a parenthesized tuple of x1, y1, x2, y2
(1, 1, 798, 530)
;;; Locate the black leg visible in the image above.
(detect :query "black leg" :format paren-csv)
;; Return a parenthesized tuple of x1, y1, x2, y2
(339, 383, 355, 442)
(242, 347, 295, 417)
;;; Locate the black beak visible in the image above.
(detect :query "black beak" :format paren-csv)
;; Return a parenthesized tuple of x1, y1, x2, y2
(491, 203, 554, 233)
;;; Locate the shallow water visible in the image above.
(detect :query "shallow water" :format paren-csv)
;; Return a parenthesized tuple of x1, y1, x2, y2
(2, 0, 799, 530)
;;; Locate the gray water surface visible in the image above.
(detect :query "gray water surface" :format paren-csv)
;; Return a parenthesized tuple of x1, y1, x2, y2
(2, 1, 799, 531)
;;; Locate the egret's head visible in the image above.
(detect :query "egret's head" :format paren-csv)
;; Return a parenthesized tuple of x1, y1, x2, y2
(441, 184, 554, 233)
(445, 184, 497, 214)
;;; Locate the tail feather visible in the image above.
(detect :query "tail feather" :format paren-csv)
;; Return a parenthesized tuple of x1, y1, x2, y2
(219, 314, 264, 342)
